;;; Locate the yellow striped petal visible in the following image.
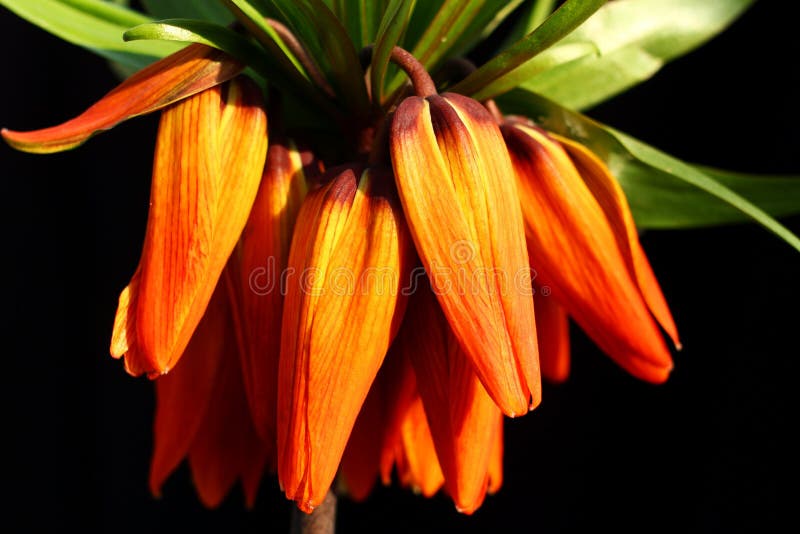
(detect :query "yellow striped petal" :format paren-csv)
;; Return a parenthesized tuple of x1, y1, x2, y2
(110, 77, 268, 378)
(391, 93, 540, 416)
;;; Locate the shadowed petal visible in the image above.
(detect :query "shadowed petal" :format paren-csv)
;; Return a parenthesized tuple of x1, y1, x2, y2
(149, 284, 227, 498)
(2, 44, 242, 153)
(391, 93, 540, 416)
(278, 167, 412, 512)
(404, 285, 503, 514)
(226, 136, 312, 448)
(339, 379, 384, 501)
(396, 395, 445, 498)
(187, 302, 268, 509)
(149, 279, 268, 508)
(534, 289, 571, 383)
(503, 123, 672, 383)
(487, 415, 503, 495)
(556, 134, 681, 349)
(110, 77, 268, 378)
(378, 342, 419, 485)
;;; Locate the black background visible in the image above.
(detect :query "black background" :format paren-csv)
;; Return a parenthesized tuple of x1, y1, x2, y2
(3, 2, 798, 532)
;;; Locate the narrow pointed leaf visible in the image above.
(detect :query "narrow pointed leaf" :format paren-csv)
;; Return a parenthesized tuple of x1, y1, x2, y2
(498, 89, 800, 252)
(223, 0, 309, 79)
(523, 0, 753, 110)
(451, 0, 606, 100)
(504, 0, 558, 45)
(123, 19, 273, 80)
(266, 0, 370, 118)
(2, 44, 243, 153)
(387, 0, 521, 95)
(442, 0, 526, 59)
(371, 0, 414, 105)
(0, 0, 180, 70)
(330, 0, 391, 49)
(141, 0, 234, 24)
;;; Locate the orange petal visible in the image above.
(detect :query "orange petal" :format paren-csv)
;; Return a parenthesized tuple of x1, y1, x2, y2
(110, 77, 268, 378)
(226, 136, 311, 447)
(339, 378, 384, 502)
(149, 283, 227, 498)
(555, 135, 681, 349)
(487, 415, 504, 495)
(378, 341, 419, 485)
(390, 93, 540, 416)
(403, 285, 502, 514)
(502, 123, 672, 383)
(396, 395, 445, 498)
(277, 167, 412, 512)
(2, 44, 242, 154)
(534, 289, 571, 383)
(149, 278, 268, 508)
(187, 283, 268, 509)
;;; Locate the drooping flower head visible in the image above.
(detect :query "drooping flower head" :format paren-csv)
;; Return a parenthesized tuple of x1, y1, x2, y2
(2, 3, 688, 515)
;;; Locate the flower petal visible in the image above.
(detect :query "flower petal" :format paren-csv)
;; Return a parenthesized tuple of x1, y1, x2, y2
(390, 93, 540, 416)
(404, 285, 503, 514)
(278, 167, 412, 512)
(378, 342, 419, 485)
(503, 123, 672, 382)
(148, 283, 227, 498)
(226, 136, 312, 447)
(2, 44, 242, 154)
(110, 77, 268, 378)
(487, 415, 503, 495)
(534, 289, 571, 383)
(396, 395, 445, 498)
(187, 287, 268, 509)
(556, 134, 681, 349)
(149, 278, 267, 509)
(339, 379, 384, 501)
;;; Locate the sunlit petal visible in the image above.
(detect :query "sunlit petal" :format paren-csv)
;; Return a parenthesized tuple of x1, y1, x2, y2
(278, 167, 412, 512)
(2, 44, 242, 153)
(391, 94, 540, 416)
(111, 77, 268, 378)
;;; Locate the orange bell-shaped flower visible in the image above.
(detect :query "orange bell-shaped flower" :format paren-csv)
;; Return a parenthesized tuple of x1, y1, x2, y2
(391, 92, 540, 417)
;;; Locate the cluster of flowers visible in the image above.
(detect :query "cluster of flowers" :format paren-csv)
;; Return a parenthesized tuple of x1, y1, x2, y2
(2, 42, 678, 514)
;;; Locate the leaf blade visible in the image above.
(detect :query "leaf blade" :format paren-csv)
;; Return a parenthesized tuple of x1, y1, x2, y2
(0, 0, 181, 70)
(451, 0, 606, 100)
(523, 0, 754, 110)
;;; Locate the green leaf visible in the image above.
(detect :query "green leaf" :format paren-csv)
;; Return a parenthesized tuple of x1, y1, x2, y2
(371, 0, 414, 105)
(123, 19, 265, 66)
(223, 0, 309, 80)
(330, 0, 391, 49)
(522, 0, 753, 110)
(265, 0, 370, 118)
(0, 0, 181, 70)
(451, 0, 606, 100)
(501, 0, 557, 49)
(140, 0, 234, 24)
(385, 0, 525, 95)
(497, 89, 800, 252)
